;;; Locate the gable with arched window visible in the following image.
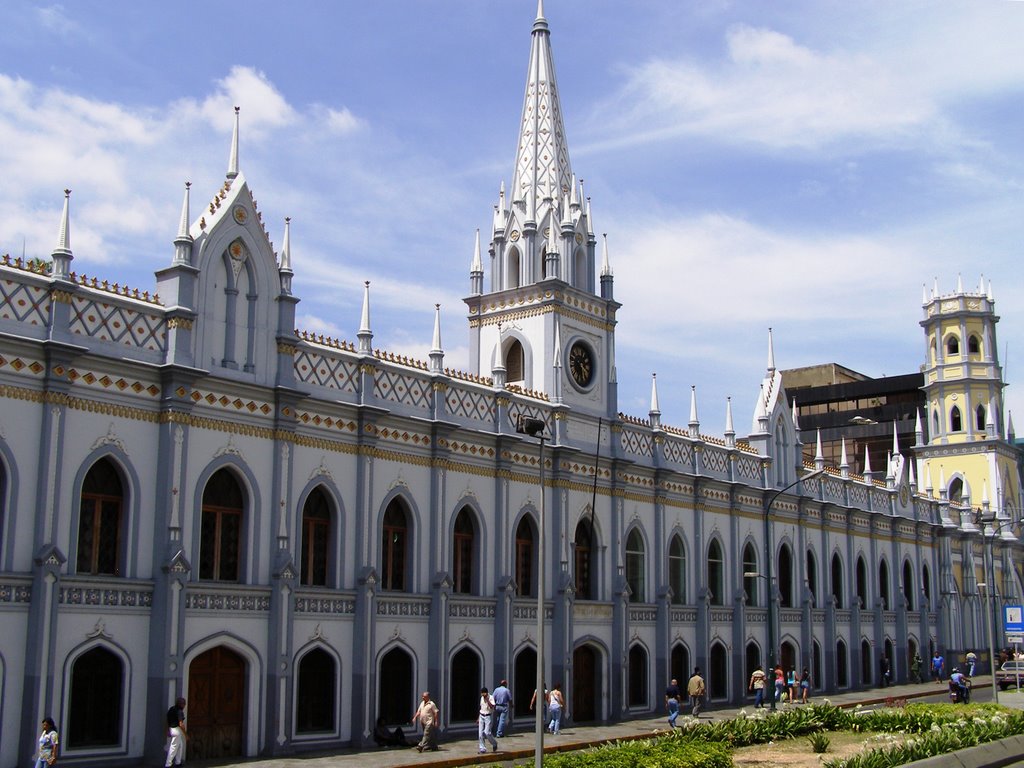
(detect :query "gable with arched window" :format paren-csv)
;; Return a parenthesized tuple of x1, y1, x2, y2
(976, 404, 986, 431)
(625, 527, 646, 603)
(77, 458, 124, 576)
(381, 498, 411, 591)
(200, 468, 245, 582)
(968, 334, 980, 355)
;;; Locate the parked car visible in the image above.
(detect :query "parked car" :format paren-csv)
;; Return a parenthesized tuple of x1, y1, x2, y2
(996, 660, 1024, 690)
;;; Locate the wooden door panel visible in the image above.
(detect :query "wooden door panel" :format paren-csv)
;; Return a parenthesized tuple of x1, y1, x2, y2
(188, 647, 245, 760)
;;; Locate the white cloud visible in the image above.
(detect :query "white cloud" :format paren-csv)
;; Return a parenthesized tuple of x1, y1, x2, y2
(36, 4, 77, 36)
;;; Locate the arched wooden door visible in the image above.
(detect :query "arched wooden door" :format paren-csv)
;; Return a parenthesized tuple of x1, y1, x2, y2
(188, 646, 246, 759)
(572, 645, 600, 722)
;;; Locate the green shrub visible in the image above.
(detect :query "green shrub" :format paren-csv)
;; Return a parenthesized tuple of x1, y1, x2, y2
(536, 737, 732, 768)
(808, 732, 831, 753)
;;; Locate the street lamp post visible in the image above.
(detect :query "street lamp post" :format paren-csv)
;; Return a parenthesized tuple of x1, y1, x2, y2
(516, 416, 546, 768)
(762, 468, 824, 711)
(973, 511, 1024, 706)
(978, 581, 998, 706)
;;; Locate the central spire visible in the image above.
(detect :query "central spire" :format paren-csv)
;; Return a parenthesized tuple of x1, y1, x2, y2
(511, 0, 573, 209)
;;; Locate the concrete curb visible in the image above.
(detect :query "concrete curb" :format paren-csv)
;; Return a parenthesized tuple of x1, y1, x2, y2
(902, 734, 1024, 768)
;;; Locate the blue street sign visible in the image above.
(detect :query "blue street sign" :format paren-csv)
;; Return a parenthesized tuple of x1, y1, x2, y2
(1005, 605, 1024, 634)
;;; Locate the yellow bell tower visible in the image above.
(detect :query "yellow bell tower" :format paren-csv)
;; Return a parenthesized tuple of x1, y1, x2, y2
(916, 277, 1021, 518)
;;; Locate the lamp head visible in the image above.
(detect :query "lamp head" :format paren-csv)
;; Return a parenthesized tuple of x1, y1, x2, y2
(516, 416, 546, 437)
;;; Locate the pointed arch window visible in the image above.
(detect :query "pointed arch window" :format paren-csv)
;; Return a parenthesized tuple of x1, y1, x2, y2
(778, 544, 794, 607)
(878, 560, 890, 610)
(67, 646, 123, 747)
(382, 499, 409, 591)
(922, 563, 931, 607)
(452, 507, 475, 594)
(296, 648, 336, 733)
(515, 517, 535, 597)
(948, 477, 964, 504)
(77, 458, 124, 576)
(668, 535, 686, 605)
(574, 518, 595, 600)
(950, 406, 962, 432)
(932, 409, 940, 435)
(507, 246, 521, 290)
(976, 405, 986, 431)
(856, 557, 868, 608)
(625, 528, 645, 603)
(506, 340, 524, 383)
(200, 469, 244, 581)
(806, 549, 818, 605)
(968, 335, 980, 355)
(947, 335, 960, 355)
(707, 540, 724, 606)
(627, 644, 648, 707)
(742, 543, 758, 606)
(301, 487, 331, 587)
(831, 553, 844, 609)
(902, 560, 915, 611)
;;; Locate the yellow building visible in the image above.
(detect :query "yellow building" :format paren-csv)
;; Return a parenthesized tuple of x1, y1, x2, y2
(916, 276, 1021, 518)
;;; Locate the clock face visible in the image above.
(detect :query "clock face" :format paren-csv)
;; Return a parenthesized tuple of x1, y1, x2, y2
(568, 341, 594, 388)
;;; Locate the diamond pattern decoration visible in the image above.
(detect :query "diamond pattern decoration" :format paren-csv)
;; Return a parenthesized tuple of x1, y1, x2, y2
(69, 295, 166, 351)
(703, 447, 728, 474)
(446, 385, 495, 422)
(294, 348, 359, 393)
(619, 427, 653, 458)
(0, 278, 49, 326)
(737, 455, 761, 480)
(374, 369, 432, 409)
(662, 437, 694, 466)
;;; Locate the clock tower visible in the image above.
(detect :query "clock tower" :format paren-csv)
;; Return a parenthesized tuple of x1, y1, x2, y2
(465, 0, 619, 418)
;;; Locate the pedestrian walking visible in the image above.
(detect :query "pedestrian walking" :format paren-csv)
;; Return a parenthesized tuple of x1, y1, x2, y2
(687, 667, 706, 716)
(492, 679, 512, 737)
(411, 691, 440, 752)
(774, 665, 786, 704)
(34, 717, 59, 768)
(547, 683, 565, 735)
(800, 667, 811, 704)
(932, 651, 944, 682)
(477, 687, 498, 754)
(529, 684, 548, 724)
(665, 677, 682, 726)
(787, 668, 798, 702)
(966, 651, 977, 677)
(880, 656, 890, 687)
(910, 652, 922, 683)
(164, 698, 186, 767)
(748, 666, 766, 708)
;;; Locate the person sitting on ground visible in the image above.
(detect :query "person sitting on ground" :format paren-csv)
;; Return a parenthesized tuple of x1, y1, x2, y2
(374, 716, 408, 747)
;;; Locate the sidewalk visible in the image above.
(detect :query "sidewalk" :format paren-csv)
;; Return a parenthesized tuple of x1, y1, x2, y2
(198, 678, 1023, 768)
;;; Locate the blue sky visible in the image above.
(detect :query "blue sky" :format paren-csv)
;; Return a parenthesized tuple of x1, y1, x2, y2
(1, 1, 1022, 436)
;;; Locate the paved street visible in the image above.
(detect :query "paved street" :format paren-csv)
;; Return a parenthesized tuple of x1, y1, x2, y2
(174, 678, 1024, 768)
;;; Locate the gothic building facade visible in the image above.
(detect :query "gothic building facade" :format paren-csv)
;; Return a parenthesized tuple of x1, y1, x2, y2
(0, 4, 1021, 767)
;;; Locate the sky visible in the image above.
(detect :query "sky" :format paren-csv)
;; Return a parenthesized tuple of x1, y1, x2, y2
(1, 0, 1022, 437)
